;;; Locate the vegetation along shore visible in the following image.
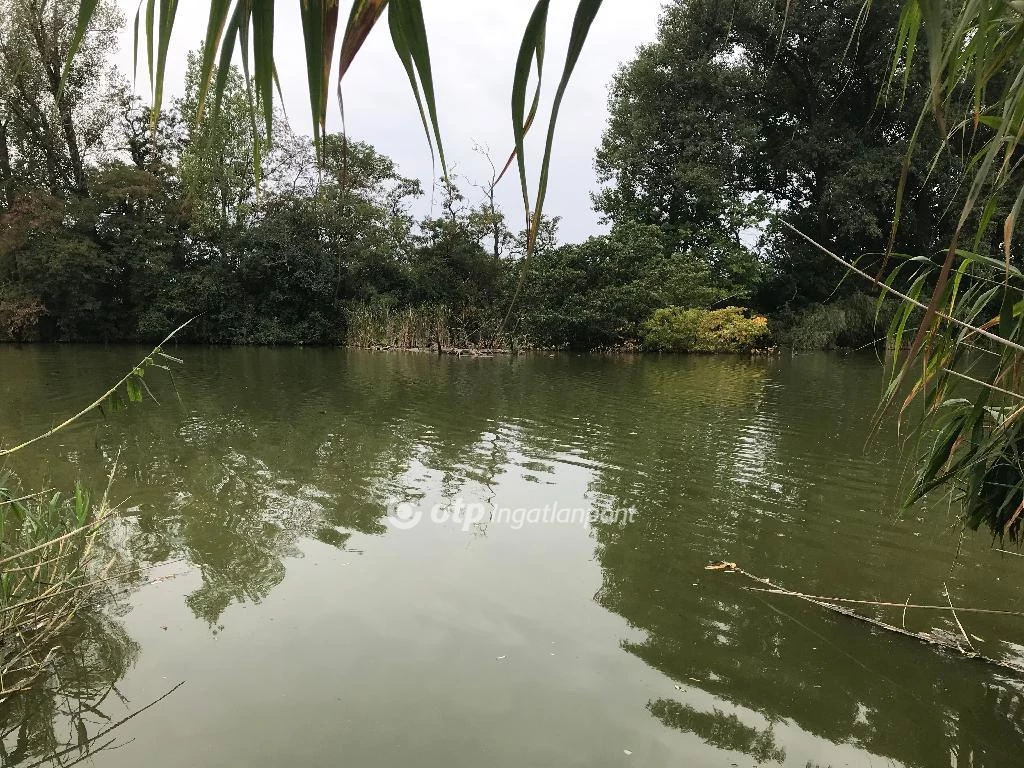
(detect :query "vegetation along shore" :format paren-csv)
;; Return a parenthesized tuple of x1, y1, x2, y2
(4, 0, 1024, 765)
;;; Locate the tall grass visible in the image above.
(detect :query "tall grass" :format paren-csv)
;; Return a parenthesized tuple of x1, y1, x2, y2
(345, 301, 510, 350)
(0, 471, 116, 699)
(345, 302, 453, 350)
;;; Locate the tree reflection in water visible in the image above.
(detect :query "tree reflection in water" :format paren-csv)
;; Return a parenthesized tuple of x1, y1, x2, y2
(5, 348, 1024, 766)
(1, 613, 135, 766)
(647, 699, 786, 764)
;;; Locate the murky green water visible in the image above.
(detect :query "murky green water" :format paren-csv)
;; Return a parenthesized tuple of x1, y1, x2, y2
(2, 347, 1024, 767)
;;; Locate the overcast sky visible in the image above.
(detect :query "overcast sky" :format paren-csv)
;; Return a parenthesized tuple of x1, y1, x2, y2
(112, 1, 663, 243)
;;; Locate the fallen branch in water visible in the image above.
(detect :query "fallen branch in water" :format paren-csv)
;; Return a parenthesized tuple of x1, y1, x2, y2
(994, 548, 1024, 558)
(705, 561, 1024, 676)
(740, 587, 1024, 617)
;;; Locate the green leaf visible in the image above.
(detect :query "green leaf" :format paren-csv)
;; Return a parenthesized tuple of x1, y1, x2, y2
(59, 0, 101, 95)
(74, 484, 90, 527)
(126, 377, 143, 404)
(299, 0, 341, 152)
(499, 0, 602, 336)
(531, 0, 602, 232)
(146, 0, 156, 95)
(132, 0, 144, 86)
(235, 2, 264, 192)
(152, 0, 181, 126)
(388, 0, 447, 178)
(508, 0, 550, 214)
(196, 0, 235, 121)
(252, 0, 276, 142)
(212, 2, 245, 120)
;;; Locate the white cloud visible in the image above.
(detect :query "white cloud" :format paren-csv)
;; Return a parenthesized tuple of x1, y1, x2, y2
(114, 0, 662, 242)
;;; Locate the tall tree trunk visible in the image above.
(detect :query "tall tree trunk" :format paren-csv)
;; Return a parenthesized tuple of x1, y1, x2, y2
(35, 6, 88, 197)
(41, 116, 60, 196)
(55, 98, 87, 195)
(43, 60, 88, 196)
(0, 121, 12, 210)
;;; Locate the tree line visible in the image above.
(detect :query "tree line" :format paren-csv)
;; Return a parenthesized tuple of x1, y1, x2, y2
(0, 0, 978, 351)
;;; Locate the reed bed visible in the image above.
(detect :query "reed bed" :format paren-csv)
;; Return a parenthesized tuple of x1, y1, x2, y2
(345, 303, 455, 350)
(0, 467, 118, 701)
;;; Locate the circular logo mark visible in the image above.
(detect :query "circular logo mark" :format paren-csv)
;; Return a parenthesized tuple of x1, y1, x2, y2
(387, 501, 422, 530)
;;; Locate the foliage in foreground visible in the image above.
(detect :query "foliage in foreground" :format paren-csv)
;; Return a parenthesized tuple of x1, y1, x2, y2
(642, 307, 769, 353)
(0, 473, 113, 699)
(874, 1, 1024, 542)
(0, 332, 183, 703)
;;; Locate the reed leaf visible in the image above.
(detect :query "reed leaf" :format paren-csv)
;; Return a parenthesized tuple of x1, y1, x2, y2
(387, 0, 446, 177)
(299, 0, 340, 151)
(505, 0, 549, 206)
(195, 0, 234, 120)
(59, 0, 100, 95)
(873, 1, 1024, 540)
(152, 0, 181, 126)
(251, 0, 275, 140)
(338, 0, 387, 79)
(499, 0, 603, 334)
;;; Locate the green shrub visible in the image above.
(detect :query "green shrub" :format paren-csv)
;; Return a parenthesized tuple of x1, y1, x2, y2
(769, 292, 897, 351)
(641, 306, 769, 352)
(0, 288, 46, 341)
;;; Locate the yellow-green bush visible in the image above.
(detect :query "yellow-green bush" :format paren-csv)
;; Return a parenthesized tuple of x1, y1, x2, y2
(641, 306, 769, 352)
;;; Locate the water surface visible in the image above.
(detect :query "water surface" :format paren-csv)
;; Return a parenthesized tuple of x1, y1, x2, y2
(2, 347, 1023, 767)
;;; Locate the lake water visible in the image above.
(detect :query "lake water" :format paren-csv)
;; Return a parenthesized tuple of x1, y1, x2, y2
(2, 347, 1023, 767)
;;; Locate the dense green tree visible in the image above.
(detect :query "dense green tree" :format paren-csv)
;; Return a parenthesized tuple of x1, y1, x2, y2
(593, 0, 764, 302)
(0, 0, 122, 200)
(0, 163, 187, 341)
(407, 181, 503, 344)
(594, 0, 959, 315)
(177, 52, 264, 233)
(113, 86, 184, 179)
(317, 135, 422, 306)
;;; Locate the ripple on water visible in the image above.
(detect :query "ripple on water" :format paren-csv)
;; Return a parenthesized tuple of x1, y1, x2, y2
(2, 349, 1022, 768)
